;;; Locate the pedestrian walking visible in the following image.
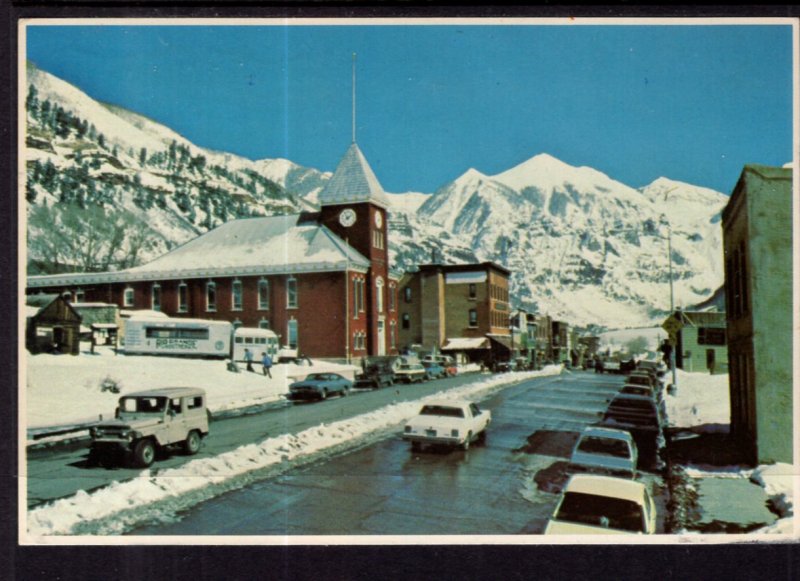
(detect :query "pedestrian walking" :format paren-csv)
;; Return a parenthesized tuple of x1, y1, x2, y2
(261, 352, 273, 378)
(244, 348, 254, 372)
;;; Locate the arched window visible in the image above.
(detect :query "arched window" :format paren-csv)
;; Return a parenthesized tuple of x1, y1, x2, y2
(232, 279, 243, 311)
(178, 281, 188, 313)
(375, 277, 384, 313)
(206, 281, 217, 312)
(151, 283, 161, 311)
(258, 278, 270, 310)
(287, 277, 298, 309)
(123, 287, 134, 308)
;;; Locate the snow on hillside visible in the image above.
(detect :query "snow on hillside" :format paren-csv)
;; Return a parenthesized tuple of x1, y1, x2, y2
(25, 62, 729, 329)
(411, 152, 728, 326)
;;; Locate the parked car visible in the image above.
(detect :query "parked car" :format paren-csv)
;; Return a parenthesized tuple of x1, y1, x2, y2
(602, 393, 664, 465)
(288, 372, 352, 401)
(402, 400, 491, 451)
(568, 426, 638, 478)
(423, 354, 458, 376)
(421, 360, 447, 380)
(544, 474, 657, 535)
(89, 387, 209, 468)
(354, 357, 396, 389)
(619, 383, 661, 403)
(626, 372, 656, 388)
(638, 360, 667, 378)
(394, 361, 427, 383)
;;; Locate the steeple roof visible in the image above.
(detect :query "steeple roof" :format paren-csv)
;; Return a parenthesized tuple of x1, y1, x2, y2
(317, 143, 390, 209)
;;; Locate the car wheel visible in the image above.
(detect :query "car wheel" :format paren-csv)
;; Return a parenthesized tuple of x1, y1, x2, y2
(411, 441, 421, 452)
(183, 430, 201, 455)
(462, 432, 472, 451)
(133, 439, 156, 468)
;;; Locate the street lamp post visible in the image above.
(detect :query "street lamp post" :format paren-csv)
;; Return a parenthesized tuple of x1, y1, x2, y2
(665, 222, 678, 390)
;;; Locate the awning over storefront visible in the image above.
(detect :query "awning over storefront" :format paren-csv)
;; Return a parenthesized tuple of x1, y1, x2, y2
(487, 334, 513, 351)
(442, 337, 490, 351)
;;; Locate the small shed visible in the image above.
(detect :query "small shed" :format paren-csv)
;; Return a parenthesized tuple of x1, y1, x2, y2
(73, 302, 120, 346)
(26, 294, 82, 355)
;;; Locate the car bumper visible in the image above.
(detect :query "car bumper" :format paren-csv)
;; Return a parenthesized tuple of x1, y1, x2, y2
(402, 434, 464, 446)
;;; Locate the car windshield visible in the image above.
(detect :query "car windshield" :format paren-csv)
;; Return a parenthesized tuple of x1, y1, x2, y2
(577, 436, 631, 458)
(555, 491, 644, 532)
(621, 386, 650, 397)
(305, 374, 327, 381)
(419, 405, 464, 418)
(121, 396, 167, 414)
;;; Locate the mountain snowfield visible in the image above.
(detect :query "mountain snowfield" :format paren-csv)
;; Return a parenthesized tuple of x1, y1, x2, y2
(24, 63, 728, 328)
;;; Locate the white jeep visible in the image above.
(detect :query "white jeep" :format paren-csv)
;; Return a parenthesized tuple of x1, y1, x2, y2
(89, 387, 209, 468)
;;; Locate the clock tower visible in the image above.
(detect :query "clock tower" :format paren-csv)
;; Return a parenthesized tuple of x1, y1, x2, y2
(318, 143, 391, 357)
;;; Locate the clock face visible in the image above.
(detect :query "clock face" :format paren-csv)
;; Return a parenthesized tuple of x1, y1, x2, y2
(374, 211, 383, 229)
(339, 208, 357, 227)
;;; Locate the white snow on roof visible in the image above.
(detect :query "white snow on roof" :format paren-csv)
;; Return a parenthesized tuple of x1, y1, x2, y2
(28, 215, 371, 287)
(127, 215, 370, 278)
(317, 143, 390, 209)
(442, 337, 490, 350)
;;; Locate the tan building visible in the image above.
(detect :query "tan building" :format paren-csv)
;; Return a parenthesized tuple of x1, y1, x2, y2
(397, 262, 511, 363)
(722, 164, 793, 465)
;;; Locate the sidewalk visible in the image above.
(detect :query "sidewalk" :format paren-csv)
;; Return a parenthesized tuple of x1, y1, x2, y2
(662, 370, 794, 535)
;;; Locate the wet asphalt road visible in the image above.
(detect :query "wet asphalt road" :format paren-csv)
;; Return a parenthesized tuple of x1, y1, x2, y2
(26, 371, 495, 508)
(132, 370, 665, 536)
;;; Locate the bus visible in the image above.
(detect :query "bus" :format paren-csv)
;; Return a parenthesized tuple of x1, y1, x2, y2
(124, 317, 234, 358)
(232, 327, 280, 362)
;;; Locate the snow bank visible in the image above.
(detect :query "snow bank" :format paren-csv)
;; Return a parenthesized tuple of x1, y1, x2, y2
(663, 369, 730, 428)
(24, 345, 359, 433)
(25, 366, 563, 537)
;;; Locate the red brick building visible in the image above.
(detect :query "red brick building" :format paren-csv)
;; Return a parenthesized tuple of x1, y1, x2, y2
(26, 143, 399, 361)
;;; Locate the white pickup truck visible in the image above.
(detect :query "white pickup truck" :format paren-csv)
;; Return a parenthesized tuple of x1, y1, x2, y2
(402, 399, 491, 451)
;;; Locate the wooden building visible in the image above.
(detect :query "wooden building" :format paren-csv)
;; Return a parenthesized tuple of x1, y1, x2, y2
(25, 294, 82, 355)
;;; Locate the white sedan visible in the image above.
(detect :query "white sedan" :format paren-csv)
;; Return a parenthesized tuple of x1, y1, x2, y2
(402, 400, 491, 451)
(545, 474, 657, 535)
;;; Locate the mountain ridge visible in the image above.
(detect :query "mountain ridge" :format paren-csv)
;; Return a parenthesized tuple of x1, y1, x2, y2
(24, 63, 728, 328)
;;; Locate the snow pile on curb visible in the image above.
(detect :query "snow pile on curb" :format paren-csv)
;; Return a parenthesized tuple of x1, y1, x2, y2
(750, 463, 795, 534)
(26, 365, 562, 537)
(663, 369, 730, 428)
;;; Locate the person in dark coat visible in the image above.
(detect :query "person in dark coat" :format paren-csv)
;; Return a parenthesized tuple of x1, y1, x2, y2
(261, 352, 273, 378)
(595, 358, 604, 374)
(244, 348, 255, 372)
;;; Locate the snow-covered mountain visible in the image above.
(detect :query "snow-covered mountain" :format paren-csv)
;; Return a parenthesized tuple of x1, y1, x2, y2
(23, 63, 728, 328)
(395, 154, 727, 327)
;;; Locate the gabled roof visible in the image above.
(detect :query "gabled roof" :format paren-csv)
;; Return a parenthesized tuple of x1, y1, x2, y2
(317, 143, 390, 209)
(27, 215, 371, 288)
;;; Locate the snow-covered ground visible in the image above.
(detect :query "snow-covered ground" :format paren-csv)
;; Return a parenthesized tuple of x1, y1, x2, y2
(663, 369, 796, 536)
(24, 344, 361, 434)
(23, 348, 563, 537)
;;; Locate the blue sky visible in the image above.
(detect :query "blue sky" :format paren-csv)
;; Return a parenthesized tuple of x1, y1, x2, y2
(26, 22, 794, 195)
